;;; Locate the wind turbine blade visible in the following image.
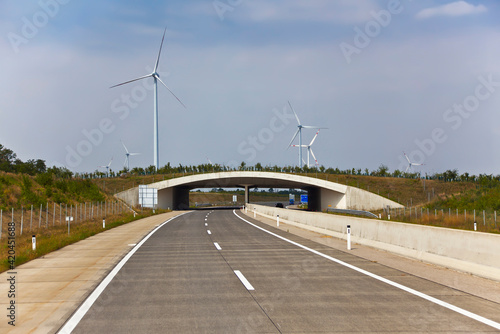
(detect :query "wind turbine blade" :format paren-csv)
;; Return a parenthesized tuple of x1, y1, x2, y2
(108, 157, 113, 167)
(287, 129, 300, 148)
(110, 74, 152, 88)
(154, 27, 167, 72)
(124, 157, 128, 168)
(405, 165, 410, 173)
(412, 163, 424, 166)
(309, 130, 320, 146)
(129, 153, 140, 156)
(121, 140, 130, 154)
(310, 148, 318, 165)
(156, 76, 187, 109)
(288, 101, 301, 125)
(302, 126, 328, 129)
(403, 152, 411, 164)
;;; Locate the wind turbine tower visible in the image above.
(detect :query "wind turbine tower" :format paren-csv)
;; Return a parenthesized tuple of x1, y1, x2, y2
(111, 27, 186, 170)
(98, 157, 113, 177)
(287, 101, 327, 168)
(292, 129, 321, 168)
(121, 140, 140, 170)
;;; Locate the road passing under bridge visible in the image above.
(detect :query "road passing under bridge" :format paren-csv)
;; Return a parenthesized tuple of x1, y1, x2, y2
(61, 210, 500, 333)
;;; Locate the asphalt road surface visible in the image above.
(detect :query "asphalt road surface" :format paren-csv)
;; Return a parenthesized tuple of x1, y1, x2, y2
(63, 209, 500, 333)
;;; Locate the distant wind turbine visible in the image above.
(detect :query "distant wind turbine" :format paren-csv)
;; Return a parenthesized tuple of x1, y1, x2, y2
(292, 129, 321, 168)
(98, 157, 113, 176)
(121, 140, 140, 170)
(110, 27, 186, 170)
(287, 101, 327, 167)
(403, 152, 424, 173)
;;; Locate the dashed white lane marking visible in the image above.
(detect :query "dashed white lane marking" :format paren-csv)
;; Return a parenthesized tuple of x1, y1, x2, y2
(207, 230, 212, 235)
(214, 242, 222, 250)
(58, 212, 192, 334)
(234, 270, 254, 291)
(205, 223, 208, 226)
(233, 210, 500, 331)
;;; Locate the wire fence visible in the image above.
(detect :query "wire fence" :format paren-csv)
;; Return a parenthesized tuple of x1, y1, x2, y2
(0, 201, 129, 240)
(381, 206, 499, 233)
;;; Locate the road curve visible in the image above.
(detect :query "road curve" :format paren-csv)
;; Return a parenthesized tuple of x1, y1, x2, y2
(61, 209, 500, 333)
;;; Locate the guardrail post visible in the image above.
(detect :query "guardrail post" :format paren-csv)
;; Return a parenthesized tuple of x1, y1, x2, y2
(347, 225, 351, 250)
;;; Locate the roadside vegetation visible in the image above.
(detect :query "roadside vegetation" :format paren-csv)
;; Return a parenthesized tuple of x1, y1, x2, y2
(1, 141, 499, 267)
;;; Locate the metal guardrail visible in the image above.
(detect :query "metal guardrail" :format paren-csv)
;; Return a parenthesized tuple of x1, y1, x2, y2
(326, 208, 378, 218)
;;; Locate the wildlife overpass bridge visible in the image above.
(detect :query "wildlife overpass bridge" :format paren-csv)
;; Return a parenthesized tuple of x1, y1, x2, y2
(116, 171, 402, 211)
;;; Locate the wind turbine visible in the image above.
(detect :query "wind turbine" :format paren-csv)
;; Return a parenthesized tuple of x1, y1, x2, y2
(98, 157, 113, 177)
(110, 27, 186, 170)
(121, 140, 140, 170)
(403, 152, 424, 173)
(291, 129, 321, 168)
(287, 101, 327, 167)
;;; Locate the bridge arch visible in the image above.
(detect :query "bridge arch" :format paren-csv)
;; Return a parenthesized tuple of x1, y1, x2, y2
(116, 171, 403, 211)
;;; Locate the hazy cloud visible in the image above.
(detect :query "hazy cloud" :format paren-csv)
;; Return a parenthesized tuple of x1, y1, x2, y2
(416, 1, 487, 20)
(237, 0, 380, 24)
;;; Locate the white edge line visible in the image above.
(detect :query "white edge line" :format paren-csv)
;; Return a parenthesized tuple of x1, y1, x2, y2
(234, 270, 254, 291)
(214, 242, 222, 250)
(232, 210, 500, 331)
(58, 211, 192, 334)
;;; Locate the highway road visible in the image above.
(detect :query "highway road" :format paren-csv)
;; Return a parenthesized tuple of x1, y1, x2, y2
(61, 209, 500, 333)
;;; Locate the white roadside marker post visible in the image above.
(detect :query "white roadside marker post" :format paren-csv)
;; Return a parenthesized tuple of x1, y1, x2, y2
(103, 219, 105, 229)
(277, 214, 280, 227)
(347, 225, 351, 250)
(254, 210, 256, 218)
(32, 235, 36, 251)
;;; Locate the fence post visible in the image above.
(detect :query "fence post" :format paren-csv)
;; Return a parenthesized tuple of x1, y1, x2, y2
(483, 210, 485, 226)
(53, 203, 56, 226)
(46, 202, 48, 228)
(38, 204, 43, 228)
(20, 206, 23, 236)
(30, 205, 33, 231)
(0, 209, 2, 240)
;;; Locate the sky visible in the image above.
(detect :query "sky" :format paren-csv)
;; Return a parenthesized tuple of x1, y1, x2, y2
(1, 0, 500, 176)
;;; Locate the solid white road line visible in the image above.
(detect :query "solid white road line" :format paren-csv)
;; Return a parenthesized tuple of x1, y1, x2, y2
(207, 230, 212, 235)
(234, 270, 254, 291)
(58, 212, 192, 334)
(233, 210, 500, 331)
(214, 242, 222, 250)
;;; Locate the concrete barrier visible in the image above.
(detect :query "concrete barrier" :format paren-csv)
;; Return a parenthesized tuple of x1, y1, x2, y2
(247, 204, 500, 282)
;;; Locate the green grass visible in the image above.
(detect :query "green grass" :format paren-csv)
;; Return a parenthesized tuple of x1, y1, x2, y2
(0, 209, 167, 273)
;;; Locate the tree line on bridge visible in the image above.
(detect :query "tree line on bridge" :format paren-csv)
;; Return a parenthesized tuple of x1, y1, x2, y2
(1, 143, 499, 185)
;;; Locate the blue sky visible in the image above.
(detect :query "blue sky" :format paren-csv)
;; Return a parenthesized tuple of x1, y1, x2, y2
(1, 0, 500, 175)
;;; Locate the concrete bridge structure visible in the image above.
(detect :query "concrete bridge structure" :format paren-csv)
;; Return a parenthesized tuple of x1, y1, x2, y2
(116, 171, 403, 211)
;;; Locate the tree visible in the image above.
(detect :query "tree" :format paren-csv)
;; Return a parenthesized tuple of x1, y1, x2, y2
(0, 144, 16, 172)
(376, 164, 389, 177)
